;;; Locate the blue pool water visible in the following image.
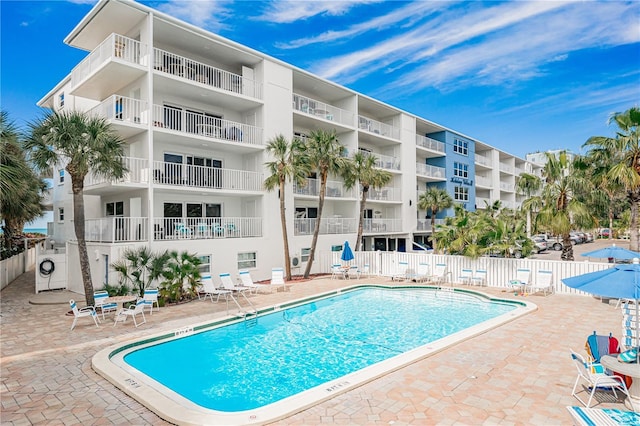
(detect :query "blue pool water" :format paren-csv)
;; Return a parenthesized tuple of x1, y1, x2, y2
(124, 287, 516, 412)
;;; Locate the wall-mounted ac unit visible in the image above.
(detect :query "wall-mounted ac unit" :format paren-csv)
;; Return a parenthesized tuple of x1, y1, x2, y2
(291, 256, 300, 267)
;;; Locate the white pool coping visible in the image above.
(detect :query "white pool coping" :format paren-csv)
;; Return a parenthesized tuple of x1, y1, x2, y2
(92, 285, 536, 426)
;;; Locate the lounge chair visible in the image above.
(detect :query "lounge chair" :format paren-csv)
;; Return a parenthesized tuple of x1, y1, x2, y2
(528, 270, 553, 296)
(201, 275, 232, 304)
(566, 406, 640, 426)
(93, 291, 117, 320)
(270, 267, 287, 292)
(331, 264, 346, 279)
(361, 263, 371, 278)
(414, 263, 430, 283)
(219, 272, 251, 293)
(430, 263, 448, 284)
(510, 268, 531, 294)
(142, 288, 160, 314)
(113, 299, 147, 327)
(349, 265, 360, 279)
(392, 261, 409, 281)
(471, 269, 487, 287)
(570, 349, 629, 408)
(69, 299, 100, 330)
(458, 268, 473, 285)
(238, 270, 263, 294)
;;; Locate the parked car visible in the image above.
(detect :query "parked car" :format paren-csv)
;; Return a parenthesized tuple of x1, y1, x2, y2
(531, 236, 548, 253)
(569, 232, 583, 244)
(599, 228, 612, 238)
(584, 232, 594, 243)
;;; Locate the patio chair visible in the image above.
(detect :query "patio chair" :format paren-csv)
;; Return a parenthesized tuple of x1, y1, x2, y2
(142, 288, 160, 314)
(458, 268, 473, 285)
(430, 263, 448, 284)
(392, 261, 409, 281)
(238, 270, 263, 294)
(69, 299, 100, 330)
(201, 275, 232, 304)
(414, 263, 430, 283)
(331, 264, 345, 279)
(93, 290, 117, 320)
(528, 270, 554, 296)
(510, 268, 531, 294)
(570, 349, 629, 408)
(174, 222, 192, 238)
(270, 267, 287, 292)
(113, 299, 147, 327)
(361, 263, 371, 278)
(471, 269, 488, 287)
(219, 272, 251, 293)
(349, 265, 360, 279)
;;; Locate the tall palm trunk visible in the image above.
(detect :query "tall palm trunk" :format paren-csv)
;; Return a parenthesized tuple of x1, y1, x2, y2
(629, 188, 640, 251)
(71, 177, 94, 306)
(430, 210, 437, 253)
(303, 173, 328, 278)
(279, 176, 293, 280)
(560, 233, 574, 261)
(355, 186, 368, 251)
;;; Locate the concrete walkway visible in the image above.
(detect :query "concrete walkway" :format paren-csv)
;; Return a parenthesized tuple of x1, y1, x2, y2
(0, 270, 628, 425)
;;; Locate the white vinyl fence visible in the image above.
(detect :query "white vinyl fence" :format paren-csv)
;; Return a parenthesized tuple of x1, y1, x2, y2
(1, 247, 37, 290)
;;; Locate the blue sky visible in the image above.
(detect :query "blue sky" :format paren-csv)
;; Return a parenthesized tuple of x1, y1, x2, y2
(2, 0, 639, 161)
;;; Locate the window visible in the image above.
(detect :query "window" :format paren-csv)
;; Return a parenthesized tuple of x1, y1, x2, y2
(454, 186, 469, 201)
(301, 248, 311, 262)
(453, 138, 468, 156)
(58, 208, 64, 221)
(454, 162, 469, 178)
(59, 169, 64, 184)
(106, 201, 124, 216)
(58, 93, 65, 108)
(237, 252, 256, 269)
(198, 255, 211, 274)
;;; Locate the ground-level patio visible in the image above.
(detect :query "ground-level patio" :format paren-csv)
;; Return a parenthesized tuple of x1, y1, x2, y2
(0, 270, 627, 425)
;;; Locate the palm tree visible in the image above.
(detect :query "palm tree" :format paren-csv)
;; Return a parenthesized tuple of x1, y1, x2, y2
(342, 152, 392, 251)
(515, 172, 542, 237)
(417, 186, 453, 253)
(302, 129, 348, 278)
(535, 151, 592, 261)
(1, 111, 47, 254)
(111, 247, 169, 298)
(25, 111, 126, 305)
(264, 135, 309, 280)
(583, 107, 640, 250)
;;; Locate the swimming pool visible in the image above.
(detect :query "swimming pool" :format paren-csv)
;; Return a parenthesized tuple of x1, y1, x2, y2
(93, 285, 535, 425)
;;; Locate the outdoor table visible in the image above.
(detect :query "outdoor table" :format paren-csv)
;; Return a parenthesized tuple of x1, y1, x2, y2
(104, 295, 137, 322)
(601, 355, 640, 412)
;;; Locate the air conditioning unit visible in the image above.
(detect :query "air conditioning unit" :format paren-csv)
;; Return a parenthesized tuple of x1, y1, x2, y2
(291, 256, 300, 267)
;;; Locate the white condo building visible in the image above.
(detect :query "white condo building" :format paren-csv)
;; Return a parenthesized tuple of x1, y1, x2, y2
(39, 0, 542, 287)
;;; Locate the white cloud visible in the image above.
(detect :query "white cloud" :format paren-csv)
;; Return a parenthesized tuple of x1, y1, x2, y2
(260, 0, 381, 24)
(157, 0, 231, 31)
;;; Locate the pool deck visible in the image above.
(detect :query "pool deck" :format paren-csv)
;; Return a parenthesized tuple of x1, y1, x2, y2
(0, 270, 627, 425)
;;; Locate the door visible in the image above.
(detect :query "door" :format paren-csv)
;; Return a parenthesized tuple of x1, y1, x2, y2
(164, 153, 182, 184)
(163, 202, 183, 236)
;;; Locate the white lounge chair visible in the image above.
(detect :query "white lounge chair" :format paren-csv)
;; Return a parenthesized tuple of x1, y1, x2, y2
(430, 263, 448, 284)
(219, 272, 251, 293)
(69, 299, 99, 330)
(270, 267, 287, 292)
(570, 349, 629, 408)
(331, 264, 346, 279)
(392, 261, 409, 281)
(510, 268, 531, 294)
(349, 265, 360, 279)
(93, 291, 117, 320)
(142, 288, 160, 314)
(238, 270, 263, 294)
(361, 263, 371, 278)
(414, 263, 430, 283)
(113, 299, 146, 327)
(528, 270, 553, 296)
(471, 269, 487, 287)
(201, 275, 232, 305)
(458, 268, 473, 285)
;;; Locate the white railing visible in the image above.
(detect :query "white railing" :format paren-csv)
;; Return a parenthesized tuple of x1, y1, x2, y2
(500, 182, 515, 192)
(475, 154, 492, 167)
(362, 218, 402, 233)
(368, 186, 401, 202)
(85, 217, 148, 243)
(294, 217, 357, 235)
(152, 105, 263, 146)
(499, 163, 514, 174)
(293, 178, 355, 198)
(152, 160, 262, 192)
(71, 34, 147, 88)
(475, 175, 492, 187)
(85, 157, 149, 187)
(416, 218, 446, 231)
(357, 149, 400, 171)
(416, 135, 445, 153)
(292, 93, 354, 126)
(416, 163, 445, 179)
(153, 48, 263, 100)
(89, 95, 148, 125)
(154, 217, 262, 240)
(476, 197, 490, 208)
(358, 116, 400, 140)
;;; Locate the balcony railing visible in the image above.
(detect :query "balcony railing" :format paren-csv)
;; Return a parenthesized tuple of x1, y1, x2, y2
(154, 217, 262, 240)
(358, 149, 400, 171)
(362, 218, 402, 233)
(85, 217, 148, 243)
(89, 95, 148, 125)
(152, 105, 263, 146)
(368, 186, 401, 202)
(71, 34, 147, 88)
(416, 163, 445, 179)
(153, 48, 263, 100)
(475, 175, 492, 187)
(293, 178, 355, 198)
(500, 182, 515, 192)
(476, 197, 490, 208)
(415, 135, 445, 153)
(416, 218, 446, 231)
(152, 160, 262, 192)
(292, 93, 354, 126)
(85, 157, 149, 187)
(358, 116, 400, 140)
(475, 154, 492, 167)
(499, 163, 514, 174)
(294, 217, 357, 235)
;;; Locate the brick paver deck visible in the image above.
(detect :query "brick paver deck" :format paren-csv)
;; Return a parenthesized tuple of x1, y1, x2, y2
(0, 270, 626, 425)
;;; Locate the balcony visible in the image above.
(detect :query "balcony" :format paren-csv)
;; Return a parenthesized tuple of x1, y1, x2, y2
(499, 163, 514, 174)
(358, 149, 400, 171)
(84, 157, 149, 194)
(368, 186, 401, 202)
(85, 217, 148, 243)
(89, 95, 148, 138)
(416, 218, 446, 231)
(152, 105, 263, 147)
(499, 182, 515, 192)
(415, 135, 445, 154)
(362, 218, 402, 233)
(475, 154, 493, 169)
(293, 178, 355, 199)
(294, 217, 357, 235)
(70, 34, 147, 99)
(153, 48, 262, 101)
(416, 163, 445, 180)
(292, 93, 354, 127)
(475, 175, 492, 188)
(153, 217, 262, 240)
(358, 116, 400, 140)
(153, 160, 262, 193)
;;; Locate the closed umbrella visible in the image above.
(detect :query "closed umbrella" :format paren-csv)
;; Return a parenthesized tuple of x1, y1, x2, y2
(562, 259, 640, 361)
(581, 244, 640, 262)
(341, 241, 354, 264)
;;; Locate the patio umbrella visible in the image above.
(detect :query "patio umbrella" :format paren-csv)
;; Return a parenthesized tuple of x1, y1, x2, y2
(581, 244, 640, 262)
(562, 259, 640, 361)
(341, 241, 354, 264)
